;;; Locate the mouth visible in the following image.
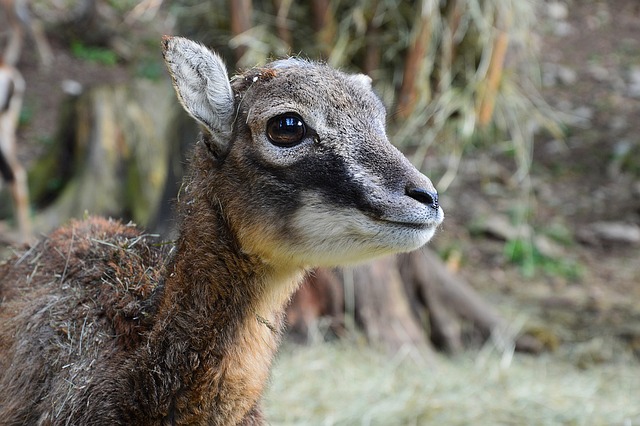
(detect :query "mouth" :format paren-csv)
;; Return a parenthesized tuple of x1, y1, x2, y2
(362, 215, 440, 252)
(389, 220, 430, 230)
(363, 197, 444, 232)
(370, 216, 439, 231)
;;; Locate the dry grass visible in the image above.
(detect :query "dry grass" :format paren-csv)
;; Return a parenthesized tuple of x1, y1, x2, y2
(265, 341, 640, 425)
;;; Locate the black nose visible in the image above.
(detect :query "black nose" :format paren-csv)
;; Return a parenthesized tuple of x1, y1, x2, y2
(406, 186, 439, 210)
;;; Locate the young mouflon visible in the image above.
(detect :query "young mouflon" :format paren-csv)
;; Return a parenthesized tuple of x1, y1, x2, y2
(0, 37, 443, 425)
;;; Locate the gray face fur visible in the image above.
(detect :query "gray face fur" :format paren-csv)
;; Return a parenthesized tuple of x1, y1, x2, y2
(163, 36, 443, 267)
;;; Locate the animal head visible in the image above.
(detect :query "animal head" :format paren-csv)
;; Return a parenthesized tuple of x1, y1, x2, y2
(162, 36, 444, 267)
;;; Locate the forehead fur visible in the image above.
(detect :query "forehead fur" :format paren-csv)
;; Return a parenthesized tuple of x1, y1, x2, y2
(231, 59, 386, 122)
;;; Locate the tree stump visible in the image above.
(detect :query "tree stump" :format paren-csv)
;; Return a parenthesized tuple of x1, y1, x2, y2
(287, 250, 542, 354)
(28, 79, 191, 234)
(350, 256, 433, 354)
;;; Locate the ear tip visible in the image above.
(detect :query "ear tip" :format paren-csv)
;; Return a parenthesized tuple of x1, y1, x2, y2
(161, 35, 192, 53)
(351, 73, 373, 88)
(161, 35, 174, 56)
(162, 36, 215, 62)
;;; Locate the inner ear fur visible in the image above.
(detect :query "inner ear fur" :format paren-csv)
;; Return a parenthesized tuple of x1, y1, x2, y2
(162, 36, 235, 157)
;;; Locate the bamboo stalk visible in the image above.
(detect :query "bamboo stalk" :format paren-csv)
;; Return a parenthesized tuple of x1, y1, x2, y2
(362, 1, 381, 75)
(395, 8, 432, 120)
(442, 0, 463, 76)
(476, 15, 511, 127)
(273, 0, 292, 50)
(229, 0, 253, 63)
(310, 0, 336, 58)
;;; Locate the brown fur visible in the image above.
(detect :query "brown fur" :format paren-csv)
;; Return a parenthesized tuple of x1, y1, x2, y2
(0, 37, 443, 425)
(0, 152, 297, 424)
(0, 218, 164, 424)
(0, 125, 314, 424)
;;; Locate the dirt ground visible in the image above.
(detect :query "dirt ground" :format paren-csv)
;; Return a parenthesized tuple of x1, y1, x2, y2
(2, 0, 640, 365)
(444, 0, 640, 363)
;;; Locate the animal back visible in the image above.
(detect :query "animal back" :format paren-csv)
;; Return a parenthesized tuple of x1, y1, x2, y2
(0, 217, 168, 423)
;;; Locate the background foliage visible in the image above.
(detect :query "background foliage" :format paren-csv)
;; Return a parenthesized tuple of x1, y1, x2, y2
(174, 0, 561, 193)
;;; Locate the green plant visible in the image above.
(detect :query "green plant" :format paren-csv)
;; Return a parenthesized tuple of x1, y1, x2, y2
(504, 237, 582, 280)
(71, 40, 118, 66)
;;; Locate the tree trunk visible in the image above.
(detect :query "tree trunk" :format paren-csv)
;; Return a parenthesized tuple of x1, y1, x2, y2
(28, 79, 188, 235)
(350, 256, 434, 355)
(229, 0, 254, 63)
(287, 250, 542, 355)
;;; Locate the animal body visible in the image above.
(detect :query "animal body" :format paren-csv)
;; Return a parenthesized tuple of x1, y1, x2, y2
(0, 0, 53, 67)
(0, 61, 30, 241)
(0, 36, 443, 425)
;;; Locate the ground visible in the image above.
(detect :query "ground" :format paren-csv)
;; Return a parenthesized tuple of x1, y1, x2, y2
(1, 0, 640, 422)
(446, 0, 640, 365)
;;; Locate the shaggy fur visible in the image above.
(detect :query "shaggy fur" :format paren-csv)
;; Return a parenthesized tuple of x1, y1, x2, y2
(0, 168, 288, 425)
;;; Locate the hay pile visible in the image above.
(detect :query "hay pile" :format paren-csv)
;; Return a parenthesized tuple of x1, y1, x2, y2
(265, 341, 640, 425)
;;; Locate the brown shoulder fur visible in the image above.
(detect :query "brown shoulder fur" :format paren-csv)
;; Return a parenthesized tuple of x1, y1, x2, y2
(0, 217, 167, 424)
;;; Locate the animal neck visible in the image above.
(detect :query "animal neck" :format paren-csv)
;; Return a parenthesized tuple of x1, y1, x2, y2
(162, 207, 302, 338)
(143, 169, 304, 424)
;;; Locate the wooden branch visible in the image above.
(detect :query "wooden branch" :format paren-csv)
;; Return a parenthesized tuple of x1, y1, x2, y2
(476, 13, 511, 127)
(1, 12, 24, 66)
(286, 268, 344, 342)
(441, 0, 464, 75)
(395, 9, 432, 120)
(310, 0, 329, 32)
(445, 0, 463, 41)
(404, 250, 542, 353)
(229, 0, 254, 63)
(310, 0, 336, 58)
(351, 256, 433, 355)
(362, 2, 381, 75)
(398, 252, 462, 353)
(125, 0, 164, 24)
(273, 0, 292, 50)
(1, 0, 53, 67)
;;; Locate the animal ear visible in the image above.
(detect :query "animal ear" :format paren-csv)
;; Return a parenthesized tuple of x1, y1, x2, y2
(162, 36, 235, 157)
(349, 73, 372, 89)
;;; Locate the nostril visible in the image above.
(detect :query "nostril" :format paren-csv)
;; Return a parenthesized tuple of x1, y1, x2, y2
(406, 186, 439, 210)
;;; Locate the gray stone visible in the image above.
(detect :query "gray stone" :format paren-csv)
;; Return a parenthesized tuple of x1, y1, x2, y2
(554, 21, 574, 37)
(587, 64, 610, 82)
(628, 67, 640, 98)
(578, 221, 640, 245)
(557, 65, 578, 86)
(479, 215, 532, 241)
(534, 235, 566, 258)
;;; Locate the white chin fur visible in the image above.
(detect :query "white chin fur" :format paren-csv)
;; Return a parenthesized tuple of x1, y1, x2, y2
(285, 201, 439, 266)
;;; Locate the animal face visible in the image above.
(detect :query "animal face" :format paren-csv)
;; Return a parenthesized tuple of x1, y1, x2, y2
(163, 37, 443, 267)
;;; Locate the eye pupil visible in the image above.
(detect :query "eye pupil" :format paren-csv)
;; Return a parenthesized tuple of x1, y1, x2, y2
(266, 114, 306, 146)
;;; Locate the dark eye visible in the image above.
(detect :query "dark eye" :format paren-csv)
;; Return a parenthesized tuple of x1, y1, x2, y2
(266, 114, 306, 146)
